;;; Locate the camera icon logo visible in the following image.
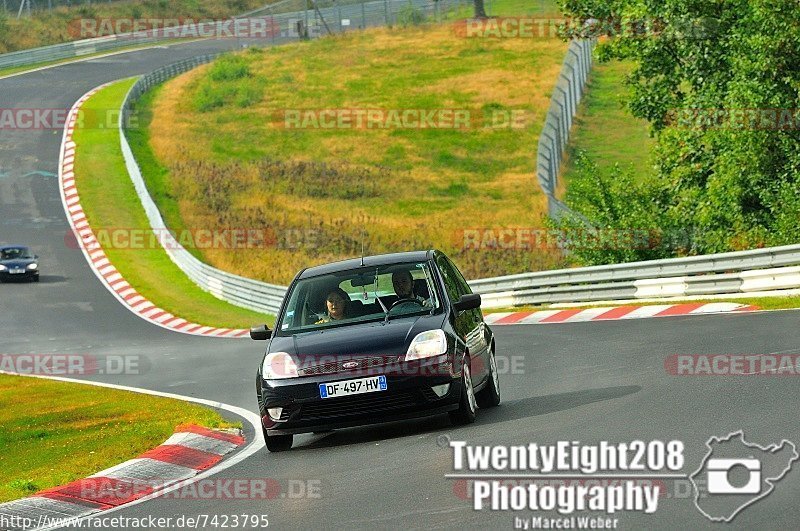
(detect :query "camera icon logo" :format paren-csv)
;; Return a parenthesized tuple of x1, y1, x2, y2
(690, 431, 798, 522)
(706, 458, 761, 494)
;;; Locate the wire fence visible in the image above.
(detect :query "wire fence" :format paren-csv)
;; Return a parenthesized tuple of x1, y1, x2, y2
(0, 0, 470, 69)
(536, 38, 595, 221)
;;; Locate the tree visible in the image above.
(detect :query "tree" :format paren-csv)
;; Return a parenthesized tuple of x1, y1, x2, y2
(558, 0, 800, 259)
(473, 0, 487, 19)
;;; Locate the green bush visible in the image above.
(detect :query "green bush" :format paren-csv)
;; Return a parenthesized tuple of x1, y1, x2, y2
(209, 55, 251, 82)
(560, 0, 800, 257)
(192, 56, 263, 111)
(556, 152, 685, 266)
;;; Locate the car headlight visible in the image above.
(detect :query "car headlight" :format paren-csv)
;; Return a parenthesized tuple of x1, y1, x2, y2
(0, 265, 6, 271)
(27, 263, 38, 270)
(261, 352, 298, 379)
(406, 329, 448, 361)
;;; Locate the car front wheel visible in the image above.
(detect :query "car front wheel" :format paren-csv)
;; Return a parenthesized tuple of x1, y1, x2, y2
(476, 347, 501, 408)
(263, 428, 293, 452)
(449, 355, 477, 425)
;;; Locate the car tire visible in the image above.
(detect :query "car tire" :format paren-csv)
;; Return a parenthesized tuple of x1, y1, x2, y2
(263, 428, 293, 452)
(476, 347, 501, 408)
(33, 276, 40, 283)
(449, 355, 477, 425)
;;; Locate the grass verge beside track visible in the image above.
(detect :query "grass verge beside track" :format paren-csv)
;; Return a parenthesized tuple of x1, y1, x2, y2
(72, 78, 275, 329)
(0, 373, 237, 503)
(560, 60, 654, 187)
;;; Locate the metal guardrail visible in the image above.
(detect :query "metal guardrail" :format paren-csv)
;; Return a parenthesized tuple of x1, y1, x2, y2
(536, 38, 595, 220)
(120, 55, 287, 315)
(470, 245, 800, 307)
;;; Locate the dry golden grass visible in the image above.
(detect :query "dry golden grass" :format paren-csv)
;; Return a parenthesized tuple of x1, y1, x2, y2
(144, 23, 570, 283)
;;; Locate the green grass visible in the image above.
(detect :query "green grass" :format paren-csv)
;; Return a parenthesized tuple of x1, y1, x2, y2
(561, 60, 655, 187)
(483, 294, 800, 314)
(73, 78, 275, 329)
(0, 374, 237, 503)
(447, 0, 559, 18)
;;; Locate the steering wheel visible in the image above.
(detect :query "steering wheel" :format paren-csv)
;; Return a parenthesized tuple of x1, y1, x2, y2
(389, 298, 425, 312)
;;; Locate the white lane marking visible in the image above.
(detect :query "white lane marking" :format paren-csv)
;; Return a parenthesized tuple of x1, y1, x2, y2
(517, 310, 560, 323)
(162, 432, 239, 455)
(689, 302, 744, 314)
(482, 312, 511, 324)
(617, 305, 674, 319)
(564, 307, 615, 322)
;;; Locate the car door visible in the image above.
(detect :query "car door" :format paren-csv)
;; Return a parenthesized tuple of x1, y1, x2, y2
(435, 253, 489, 384)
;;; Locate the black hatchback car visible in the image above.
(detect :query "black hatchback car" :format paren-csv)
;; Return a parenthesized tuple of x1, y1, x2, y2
(252, 250, 500, 452)
(0, 245, 39, 282)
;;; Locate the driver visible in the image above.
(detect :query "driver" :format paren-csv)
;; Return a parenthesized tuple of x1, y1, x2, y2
(391, 271, 428, 306)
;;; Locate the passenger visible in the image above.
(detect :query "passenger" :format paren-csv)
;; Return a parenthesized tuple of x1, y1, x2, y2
(391, 271, 427, 305)
(316, 287, 350, 323)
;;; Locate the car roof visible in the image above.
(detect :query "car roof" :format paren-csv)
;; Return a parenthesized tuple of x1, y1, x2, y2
(298, 250, 437, 279)
(0, 245, 29, 250)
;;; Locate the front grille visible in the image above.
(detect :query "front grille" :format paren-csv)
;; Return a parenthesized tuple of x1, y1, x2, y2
(421, 387, 440, 401)
(298, 356, 400, 377)
(299, 390, 421, 421)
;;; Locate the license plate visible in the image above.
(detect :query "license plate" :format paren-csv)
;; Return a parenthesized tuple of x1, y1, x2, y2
(319, 375, 387, 399)
(9, 269, 23, 274)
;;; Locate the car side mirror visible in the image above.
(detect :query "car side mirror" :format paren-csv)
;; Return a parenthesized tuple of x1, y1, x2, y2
(34, 255, 39, 260)
(250, 324, 271, 340)
(454, 293, 481, 312)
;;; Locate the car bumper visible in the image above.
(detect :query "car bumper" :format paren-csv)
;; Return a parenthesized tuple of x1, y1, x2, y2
(0, 270, 38, 281)
(258, 356, 462, 435)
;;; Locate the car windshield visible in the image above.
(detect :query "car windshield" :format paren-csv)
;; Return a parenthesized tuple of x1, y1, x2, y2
(277, 261, 440, 335)
(0, 247, 32, 260)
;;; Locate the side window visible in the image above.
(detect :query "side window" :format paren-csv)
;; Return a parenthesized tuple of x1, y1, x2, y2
(436, 255, 463, 303)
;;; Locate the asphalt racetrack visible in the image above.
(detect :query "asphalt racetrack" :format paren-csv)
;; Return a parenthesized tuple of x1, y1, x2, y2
(1, 38, 799, 530)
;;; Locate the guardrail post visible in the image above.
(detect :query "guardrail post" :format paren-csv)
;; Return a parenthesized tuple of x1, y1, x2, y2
(361, 0, 366, 28)
(305, 0, 311, 38)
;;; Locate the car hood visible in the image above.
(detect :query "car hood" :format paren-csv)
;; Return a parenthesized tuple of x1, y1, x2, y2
(0, 258, 35, 268)
(269, 313, 446, 361)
